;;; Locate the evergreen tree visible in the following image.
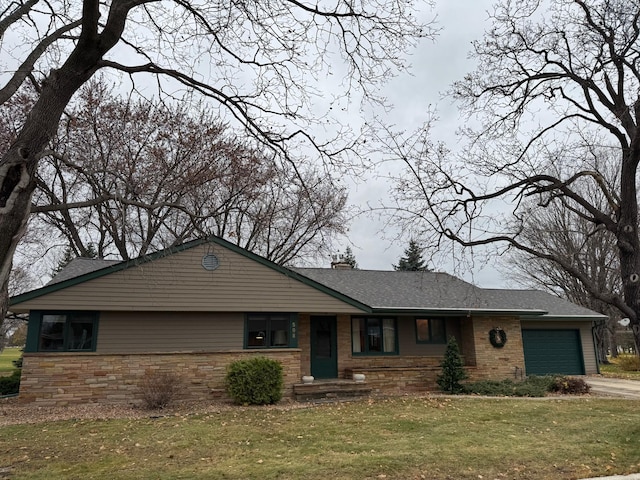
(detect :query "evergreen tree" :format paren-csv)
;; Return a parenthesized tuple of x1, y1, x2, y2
(436, 336, 468, 394)
(51, 244, 98, 277)
(393, 239, 428, 271)
(342, 246, 358, 269)
(51, 246, 75, 277)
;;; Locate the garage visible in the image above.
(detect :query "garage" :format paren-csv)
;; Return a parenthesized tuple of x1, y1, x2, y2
(522, 329, 586, 375)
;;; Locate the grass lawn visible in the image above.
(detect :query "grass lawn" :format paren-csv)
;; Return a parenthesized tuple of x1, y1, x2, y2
(0, 347, 21, 375)
(600, 355, 640, 380)
(1, 397, 639, 480)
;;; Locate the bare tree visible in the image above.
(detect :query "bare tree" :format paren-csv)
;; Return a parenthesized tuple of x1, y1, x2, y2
(506, 157, 622, 362)
(0, 1, 433, 320)
(28, 80, 348, 266)
(384, 0, 640, 350)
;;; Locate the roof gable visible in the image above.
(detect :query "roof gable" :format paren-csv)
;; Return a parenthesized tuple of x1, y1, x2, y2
(9, 237, 368, 314)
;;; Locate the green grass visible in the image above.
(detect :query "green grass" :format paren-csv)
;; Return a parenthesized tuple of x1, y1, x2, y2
(0, 347, 21, 375)
(1, 397, 639, 479)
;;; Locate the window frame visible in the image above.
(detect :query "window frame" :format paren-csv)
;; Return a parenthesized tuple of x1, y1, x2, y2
(26, 311, 99, 353)
(244, 313, 298, 349)
(415, 317, 447, 344)
(351, 316, 398, 356)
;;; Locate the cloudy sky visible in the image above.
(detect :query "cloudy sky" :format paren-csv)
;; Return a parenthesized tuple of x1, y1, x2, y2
(3, 1, 505, 288)
(340, 0, 507, 287)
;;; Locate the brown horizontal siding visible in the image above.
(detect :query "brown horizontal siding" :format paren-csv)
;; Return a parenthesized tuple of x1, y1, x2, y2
(15, 244, 364, 313)
(521, 320, 597, 374)
(97, 311, 244, 353)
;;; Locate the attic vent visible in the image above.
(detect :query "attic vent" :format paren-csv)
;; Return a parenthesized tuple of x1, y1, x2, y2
(202, 253, 220, 271)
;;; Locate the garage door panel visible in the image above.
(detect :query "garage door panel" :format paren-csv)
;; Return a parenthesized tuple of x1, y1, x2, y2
(522, 329, 585, 375)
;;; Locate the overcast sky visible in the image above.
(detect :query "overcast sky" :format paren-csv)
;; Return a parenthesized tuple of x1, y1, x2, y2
(337, 0, 508, 287)
(4, 1, 507, 288)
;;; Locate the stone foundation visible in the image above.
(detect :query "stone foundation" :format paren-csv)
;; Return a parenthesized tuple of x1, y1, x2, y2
(345, 363, 442, 394)
(19, 349, 301, 406)
(18, 315, 529, 405)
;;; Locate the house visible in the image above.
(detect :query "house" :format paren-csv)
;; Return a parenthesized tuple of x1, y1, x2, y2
(9, 236, 605, 406)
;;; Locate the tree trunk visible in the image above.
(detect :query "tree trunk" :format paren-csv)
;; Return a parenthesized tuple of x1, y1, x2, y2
(0, 0, 135, 323)
(616, 135, 640, 352)
(593, 322, 609, 364)
(608, 321, 619, 359)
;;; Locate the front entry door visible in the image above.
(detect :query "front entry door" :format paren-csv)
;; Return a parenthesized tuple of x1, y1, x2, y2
(310, 316, 338, 378)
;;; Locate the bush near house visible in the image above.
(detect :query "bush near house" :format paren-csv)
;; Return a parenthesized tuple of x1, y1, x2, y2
(436, 336, 468, 393)
(461, 376, 590, 397)
(0, 369, 21, 395)
(139, 370, 182, 409)
(550, 376, 591, 395)
(226, 357, 283, 405)
(462, 376, 555, 397)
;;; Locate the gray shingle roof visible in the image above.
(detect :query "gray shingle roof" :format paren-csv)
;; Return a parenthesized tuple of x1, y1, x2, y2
(45, 258, 606, 319)
(293, 268, 487, 310)
(481, 288, 606, 318)
(46, 258, 120, 286)
(293, 268, 606, 318)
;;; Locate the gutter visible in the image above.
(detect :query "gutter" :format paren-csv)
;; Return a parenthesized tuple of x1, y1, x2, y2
(368, 306, 548, 317)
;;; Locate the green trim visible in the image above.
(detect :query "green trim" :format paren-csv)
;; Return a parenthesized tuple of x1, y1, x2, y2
(244, 313, 297, 349)
(351, 316, 399, 356)
(290, 313, 299, 348)
(414, 317, 447, 344)
(27, 310, 99, 353)
(310, 315, 338, 378)
(24, 310, 41, 353)
(9, 236, 371, 313)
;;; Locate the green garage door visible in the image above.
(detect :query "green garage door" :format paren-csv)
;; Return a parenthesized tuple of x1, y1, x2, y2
(522, 329, 585, 375)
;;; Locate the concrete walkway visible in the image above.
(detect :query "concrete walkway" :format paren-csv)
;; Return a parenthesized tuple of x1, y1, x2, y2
(586, 376, 640, 399)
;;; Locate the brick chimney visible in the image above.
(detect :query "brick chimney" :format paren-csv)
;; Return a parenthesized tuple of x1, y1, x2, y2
(331, 255, 354, 269)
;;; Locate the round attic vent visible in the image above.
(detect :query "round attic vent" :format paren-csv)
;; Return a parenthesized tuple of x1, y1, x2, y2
(202, 253, 220, 271)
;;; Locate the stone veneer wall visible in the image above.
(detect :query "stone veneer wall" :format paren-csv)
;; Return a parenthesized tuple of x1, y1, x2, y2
(466, 316, 525, 381)
(337, 314, 526, 393)
(337, 313, 445, 394)
(345, 358, 443, 394)
(19, 350, 301, 406)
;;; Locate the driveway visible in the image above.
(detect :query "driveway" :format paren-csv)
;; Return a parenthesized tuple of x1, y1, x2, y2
(586, 376, 640, 399)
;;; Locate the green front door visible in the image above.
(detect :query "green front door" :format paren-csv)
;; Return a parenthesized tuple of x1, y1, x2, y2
(311, 315, 338, 378)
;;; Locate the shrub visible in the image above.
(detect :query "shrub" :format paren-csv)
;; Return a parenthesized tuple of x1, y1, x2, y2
(617, 354, 640, 372)
(139, 370, 182, 409)
(226, 357, 283, 405)
(550, 376, 591, 395)
(462, 376, 555, 397)
(436, 336, 468, 393)
(0, 369, 21, 395)
(12, 353, 23, 369)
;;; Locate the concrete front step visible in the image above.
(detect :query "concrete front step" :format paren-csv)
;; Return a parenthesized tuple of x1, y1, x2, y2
(293, 379, 372, 402)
